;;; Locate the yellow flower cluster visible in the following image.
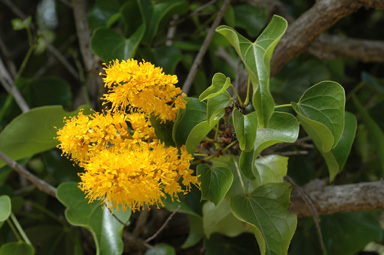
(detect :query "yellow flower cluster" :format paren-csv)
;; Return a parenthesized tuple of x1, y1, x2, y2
(57, 59, 198, 212)
(101, 59, 187, 122)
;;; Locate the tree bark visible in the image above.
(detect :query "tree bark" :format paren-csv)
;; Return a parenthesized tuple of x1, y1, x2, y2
(271, 0, 384, 76)
(290, 180, 384, 217)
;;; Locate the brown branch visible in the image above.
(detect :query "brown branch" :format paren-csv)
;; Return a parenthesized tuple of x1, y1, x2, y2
(271, 0, 384, 76)
(0, 150, 57, 198)
(182, 0, 231, 94)
(0, 57, 30, 112)
(308, 34, 384, 62)
(290, 180, 384, 217)
(71, 0, 97, 72)
(144, 205, 180, 243)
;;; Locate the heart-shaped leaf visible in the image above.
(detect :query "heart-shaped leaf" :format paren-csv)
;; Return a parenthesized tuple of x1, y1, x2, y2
(185, 118, 220, 154)
(197, 164, 233, 206)
(217, 15, 288, 127)
(0, 242, 34, 255)
(87, 0, 120, 29)
(91, 26, 144, 62)
(320, 112, 357, 181)
(212, 155, 258, 197)
(207, 91, 232, 125)
(231, 183, 297, 255)
(202, 200, 248, 238)
(153, 45, 182, 74)
(0, 195, 11, 222)
(173, 98, 207, 147)
(199, 73, 232, 101)
(120, 0, 144, 38)
(254, 111, 299, 156)
(0, 105, 90, 168)
(292, 81, 345, 152)
(254, 155, 288, 186)
(232, 109, 258, 152)
(57, 182, 131, 255)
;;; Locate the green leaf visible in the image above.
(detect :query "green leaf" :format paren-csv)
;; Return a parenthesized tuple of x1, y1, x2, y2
(231, 183, 297, 255)
(27, 78, 72, 109)
(239, 149, 256, 180)
(254, 111, 299, 156)
(199, 73, 232, 101)
(232, 110, 258, 152)
(223, 5, 235, 27)
(91, 26, 144, 62)
(42, 149, 81, 184)
(292, 81, 345, 152)
(353, 97, 384, 173)
(150, 117, 175, 147)
(173, 98, 206, 147)
(163, 187, 203, 218)
(254, 155, 288, 186)
(202, 200, 248, 238)
(206, 91, 232, 125)
(120, 0, 144, 38)
(181, 215, 204, 249)
(0, 105, 90, 168)
(217, 15, 288, 127)
(185, 118, 220, 155)
(0, 242, 34, 255)
(144, 243, 175, 255)
(56, 182, 131, 255)
(212, 155, 258, 197)
(0, 195, 11, 222)
(197, 164, 233, 206)
(153, 45, 182, 74)
(320, 112, 357, 181)
(11, 17, 31, 30)
(138, 0, 187, 44)
(234, 5, 267, 37)
(87, 0, 120, 29)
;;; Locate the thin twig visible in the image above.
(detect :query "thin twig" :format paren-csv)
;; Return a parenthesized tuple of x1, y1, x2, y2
(285, 176, 327, 255)
(182, 0, 231, 94)
(0, 31, 17, 78)
(0, 57, 30, 112)
(133, 207, 150, 237)
(0, 150, 57, 198)
(105, 205, 131, 227)
(274, 150, 308, 156)
(144, 205, 180, 243)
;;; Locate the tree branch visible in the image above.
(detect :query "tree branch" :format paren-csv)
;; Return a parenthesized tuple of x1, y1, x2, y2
(0, 57, 30, 112)
(0, 150, 57, 198)
(290, 180, 384, 217)
(308, 34, 384, 62)
(271, 0, 384, 76)
(182, 0, 231, 94)
(71, 0, 97, 72)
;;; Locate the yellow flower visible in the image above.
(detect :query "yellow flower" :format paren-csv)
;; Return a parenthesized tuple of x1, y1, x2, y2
(79, 145, 198, 212)
(56, 111, 154, 163)
(101, 59, 186, 122)
(57, 59, 199, 212)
